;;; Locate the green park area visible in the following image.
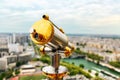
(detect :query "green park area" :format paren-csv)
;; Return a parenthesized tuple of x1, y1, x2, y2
(19, 75, 46, 80)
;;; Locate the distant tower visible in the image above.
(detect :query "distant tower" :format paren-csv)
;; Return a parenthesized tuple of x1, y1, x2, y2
(13, 33, 16, 43)
(7, 36, 12, 44)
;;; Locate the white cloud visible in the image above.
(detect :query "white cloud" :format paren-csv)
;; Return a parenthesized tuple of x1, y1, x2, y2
(0, 0, 120, 34)
(89, 15, 120, 27)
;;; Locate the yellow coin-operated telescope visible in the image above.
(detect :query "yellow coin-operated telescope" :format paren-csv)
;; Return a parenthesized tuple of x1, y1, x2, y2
(29, 15, 74, 80)
(30, 15, 74, 57)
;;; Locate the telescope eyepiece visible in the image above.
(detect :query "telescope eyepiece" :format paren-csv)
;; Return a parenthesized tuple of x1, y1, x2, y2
(42, 15, 49, 20)
(42, 14, 49, 20)
(42, 15, 46, 18)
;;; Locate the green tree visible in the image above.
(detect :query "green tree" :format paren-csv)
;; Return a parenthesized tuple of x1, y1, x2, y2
(0, 72, 6, 80)
(105, 50, 113, 53)
(109, 61, 120, 68)
(76, 47, 80, 50)
(76, 42, 79, 46)
(72, 62, 75, 65)
(69, 70, 79, 75)
(5, 68, 14, 78)
(79, 64, 84, 68)
(95, 72, 99, 76)
(97, 60, 100, 65)
(88, 69, 91, 73)
(31, 58, 40, 61)
(16, 62, 21, 67)
(15, 69, 20, 75)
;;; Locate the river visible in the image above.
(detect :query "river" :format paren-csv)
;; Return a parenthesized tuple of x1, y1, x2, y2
(62, 58, 120, 77)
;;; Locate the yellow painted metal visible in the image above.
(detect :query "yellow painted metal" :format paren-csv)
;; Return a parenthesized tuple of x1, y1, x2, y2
(43, 72, 67, 79)
(64, 46, 72, 57)
(40, 46, 46, 55)
(30, 18, 54, 45)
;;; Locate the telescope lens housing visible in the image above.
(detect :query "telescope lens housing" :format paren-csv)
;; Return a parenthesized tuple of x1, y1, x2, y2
(30, 18, 54, 45)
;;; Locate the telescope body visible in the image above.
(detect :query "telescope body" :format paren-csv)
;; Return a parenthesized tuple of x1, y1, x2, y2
(30, 15, 74, 56)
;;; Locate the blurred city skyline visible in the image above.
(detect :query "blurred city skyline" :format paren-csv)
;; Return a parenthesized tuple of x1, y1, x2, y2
(0, 0, 120, 35)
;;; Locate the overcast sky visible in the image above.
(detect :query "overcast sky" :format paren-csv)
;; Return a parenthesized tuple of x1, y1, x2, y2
(0, 0, 120, 35)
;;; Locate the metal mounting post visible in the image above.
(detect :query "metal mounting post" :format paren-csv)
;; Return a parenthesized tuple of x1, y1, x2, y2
(51, 53, 61, 80)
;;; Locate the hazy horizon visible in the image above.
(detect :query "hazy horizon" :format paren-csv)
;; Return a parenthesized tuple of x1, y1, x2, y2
(1, 32, 120, 37)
